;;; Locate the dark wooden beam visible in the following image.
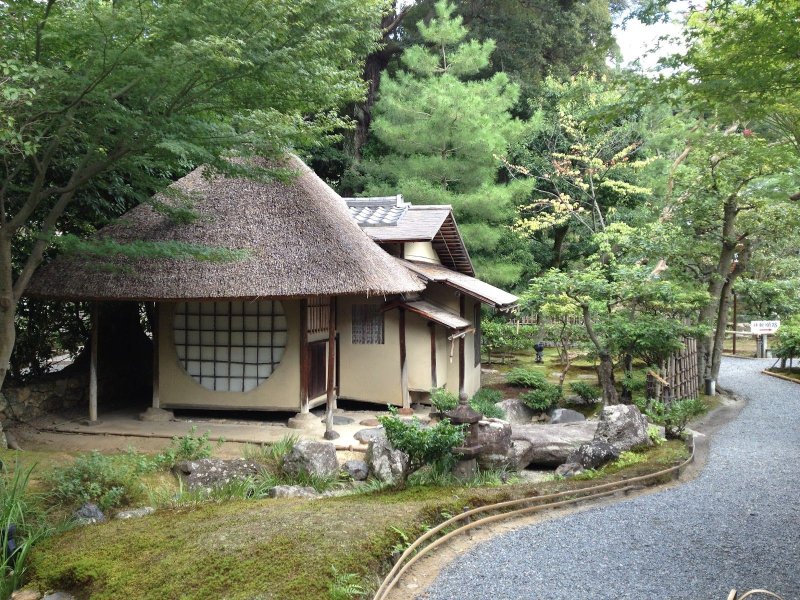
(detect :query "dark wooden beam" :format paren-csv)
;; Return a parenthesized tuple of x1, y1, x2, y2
(152, 303, 159, 409)
(299, 298, 309, 413)
(324, 296, 339, 439)
(89, 303, 99, 422)
(458, 294, 465, 397)
(399, 307, 411, 414)
(429, 321, 437, 389)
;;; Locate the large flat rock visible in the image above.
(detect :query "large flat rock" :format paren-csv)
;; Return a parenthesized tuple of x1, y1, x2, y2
(510, 422, 598, 469)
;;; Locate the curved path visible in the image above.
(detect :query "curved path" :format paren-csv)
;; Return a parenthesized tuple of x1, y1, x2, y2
(422, 358, 800, 600)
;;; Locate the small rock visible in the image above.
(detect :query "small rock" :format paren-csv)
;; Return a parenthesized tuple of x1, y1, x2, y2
(174, 458, 261, 491)
(73, 503, 105, 525)
(359, 418, 380, 427)
(497, 399, 536, 425)
(11, 590, 42, 600)
(549, 408, 586, 424)
(555, 462, 583, 478)
(353, 427, 384, 444)
(0, 421, 7, 451)
(366, 436, 409, 485)
(282, 440, 339, 479)
(268, 485, 318, 499)
(43, 594, 76, 600)
(138, 407, 174, 422)
(595, 405, 650, 452)
(115, 507, 156, 520)
(342, 459, 369, 481)
(567, 440, 620, 469)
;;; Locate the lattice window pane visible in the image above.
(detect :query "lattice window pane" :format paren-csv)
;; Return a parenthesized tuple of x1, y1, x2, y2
(173, 300, 287, 393)
(352, 304, 384, 344)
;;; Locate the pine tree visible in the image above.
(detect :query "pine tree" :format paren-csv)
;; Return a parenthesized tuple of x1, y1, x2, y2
(363, 0, 533, 286)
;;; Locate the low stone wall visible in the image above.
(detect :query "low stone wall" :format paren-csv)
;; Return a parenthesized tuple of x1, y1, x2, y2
(1, 375, 86, 424)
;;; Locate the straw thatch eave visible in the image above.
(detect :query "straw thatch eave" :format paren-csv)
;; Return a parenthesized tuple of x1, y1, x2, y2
(27, 156, 424, 301)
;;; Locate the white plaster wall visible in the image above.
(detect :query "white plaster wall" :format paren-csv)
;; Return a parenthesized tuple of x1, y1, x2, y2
(158, 300, 301, 411)
(403, 241, 441, 264)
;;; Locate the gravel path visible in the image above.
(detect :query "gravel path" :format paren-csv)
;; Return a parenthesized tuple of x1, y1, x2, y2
(422, 358, 800, 600)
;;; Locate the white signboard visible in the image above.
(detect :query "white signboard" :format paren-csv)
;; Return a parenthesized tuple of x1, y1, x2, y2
(750, 320, 780, 334)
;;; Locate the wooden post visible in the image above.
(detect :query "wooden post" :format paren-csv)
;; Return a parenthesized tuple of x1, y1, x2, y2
(324, 296, 339, 439)
(152, 303, 160, 409)
(89, 303, 99, 423)
(428, 321, 437, 389)
(458, 294, 465, 397)
(299, 298, 309, 414)
(399, 307, 411, 414)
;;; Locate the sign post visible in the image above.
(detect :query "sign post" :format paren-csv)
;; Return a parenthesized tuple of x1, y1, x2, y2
(750, 320, 780, 358)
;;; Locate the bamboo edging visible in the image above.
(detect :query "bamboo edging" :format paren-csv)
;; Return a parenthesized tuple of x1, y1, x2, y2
(373, 437, 696, 600)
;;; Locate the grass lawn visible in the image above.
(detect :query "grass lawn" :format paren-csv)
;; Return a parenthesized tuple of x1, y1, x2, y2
(14, 439, 689, 600)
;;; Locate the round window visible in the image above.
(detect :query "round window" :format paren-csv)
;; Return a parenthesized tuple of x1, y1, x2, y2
(173, 300, 287, 392)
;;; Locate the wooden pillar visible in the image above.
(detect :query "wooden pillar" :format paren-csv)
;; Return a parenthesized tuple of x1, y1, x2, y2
(299, 297, 309, 414)
(428, 321, 437, 389)
(89, 303, 99, 423)
(324, 297, 339, 439)
(458, 294, 465, 397)
(732, 291, 738, 355)
(151, 304, 160, 409)
(399, 307, 411, 414)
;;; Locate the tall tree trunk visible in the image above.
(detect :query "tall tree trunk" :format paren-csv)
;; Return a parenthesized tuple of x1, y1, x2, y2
(697, 191, 740, 389)
(581, 305, 618, 405)
(353, 8, 407, 160)
(550, 223, 569, 269)
(0, 231, 17, 393)
(709, 241, 752, 383)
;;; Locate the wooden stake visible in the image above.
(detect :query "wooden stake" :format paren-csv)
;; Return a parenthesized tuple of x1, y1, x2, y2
(152, 304, 160, 409)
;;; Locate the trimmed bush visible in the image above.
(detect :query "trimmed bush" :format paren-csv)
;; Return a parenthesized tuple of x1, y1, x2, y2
(520, 383, 562, 412)
(569, 381, 601, 402)
(429, 387, 458, 413)
(506, 368, 547, 388)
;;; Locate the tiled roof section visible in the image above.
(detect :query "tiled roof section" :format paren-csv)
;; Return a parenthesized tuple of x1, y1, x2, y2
(398, 259, 518, 309)
(345, 195, 408, 227)
(344, 196, 474, 276)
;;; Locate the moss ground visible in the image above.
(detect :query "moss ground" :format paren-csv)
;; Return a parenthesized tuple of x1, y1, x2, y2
(22, 439, 688, 600)
(765, 367, 800, 382)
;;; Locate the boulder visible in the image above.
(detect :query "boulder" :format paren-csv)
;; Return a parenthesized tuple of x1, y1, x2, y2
(365, 436, 409, 485)
(282, 441, 339, 479)
(567, 440, 620, 470)
(342, 459, 369, 481)
(497, 399, 536, 425)
(595, 405, 650, 452)
(174, 458, 261, 491)
(549, 408, 586, 424)
(115, 507, 156, 520)
(268, 485, 318, 499)
(0, 421, 7, 451)
(42, 594, 76, 600)
(509, 422, 598, 469)
(474, 418, 513, 470)
(554, 462, 583, 478)
(353, 427, 384, 445)
(11, 590, 42, 600)
(73, 503, 105, 525)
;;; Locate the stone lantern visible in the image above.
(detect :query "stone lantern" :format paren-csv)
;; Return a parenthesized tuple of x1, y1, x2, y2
(444, 391, 484, 480)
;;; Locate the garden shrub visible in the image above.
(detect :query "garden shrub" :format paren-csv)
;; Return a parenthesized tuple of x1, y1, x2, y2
(520, 383, 562, 412)
(569, 381, 601, 402)
(775, 316, 800, 362)
(429, 387, 458, 413)
(47, 450, 152, 511)
(636, 397, 706, 439)
(469, 388, 505, 419)
(378, 407, 465, 485)
(506, 368, 547, 388)
(155, 426, 217, 468)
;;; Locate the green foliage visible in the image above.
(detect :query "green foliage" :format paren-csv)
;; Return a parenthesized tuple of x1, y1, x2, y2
(361, 0, 534, 286)
(243, 434, 299, 467)
(46, 450, 152, 511)
(636, 398, 706, 439)
(469, 390, 505, 420)
(155, 427, 217, 469)
(569, 381, 601, 402)
(1, 463, 51, 599)
(429, 388, 458, 413)
(481, 320, 536, 360)
(505, 368, 548, 389)
(520, 384, 562, 412)
(328, 567, 367, 600)
(775, 317, 800, 361)
(647, 425, 665, 446)
(377, 407, 465, 483)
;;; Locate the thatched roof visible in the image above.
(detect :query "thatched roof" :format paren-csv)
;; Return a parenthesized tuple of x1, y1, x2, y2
(27, 156, 424, 301)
